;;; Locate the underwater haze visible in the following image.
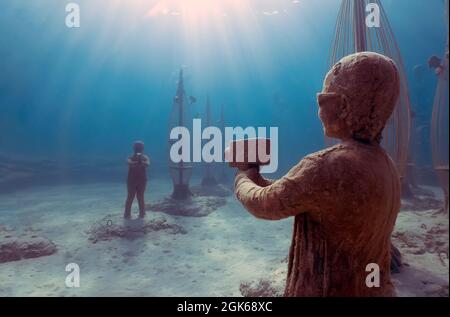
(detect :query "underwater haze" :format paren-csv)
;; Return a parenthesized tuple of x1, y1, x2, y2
(0, 0, 445, 171)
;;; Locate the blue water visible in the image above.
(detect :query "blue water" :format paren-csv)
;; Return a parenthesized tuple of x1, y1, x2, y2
(0, 0, 447, 179)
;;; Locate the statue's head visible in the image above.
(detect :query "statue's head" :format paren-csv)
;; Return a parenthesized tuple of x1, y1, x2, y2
(133, 141, 145, 154)
(317, 52, 400, 143)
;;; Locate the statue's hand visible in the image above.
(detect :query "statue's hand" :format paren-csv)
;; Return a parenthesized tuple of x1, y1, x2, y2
(238, 165, 260, 179)
(234, 163, 260, 172)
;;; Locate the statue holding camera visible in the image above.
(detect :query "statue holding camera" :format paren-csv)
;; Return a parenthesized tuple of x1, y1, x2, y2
(124, 141, 150, 219)
(231, 52, 401, 297)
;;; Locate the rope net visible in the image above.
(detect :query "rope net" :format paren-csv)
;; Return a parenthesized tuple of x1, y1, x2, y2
(327, 0, 411, 177)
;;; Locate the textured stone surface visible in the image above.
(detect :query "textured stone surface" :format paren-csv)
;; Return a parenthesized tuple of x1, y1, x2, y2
(320, 52, 400, 143)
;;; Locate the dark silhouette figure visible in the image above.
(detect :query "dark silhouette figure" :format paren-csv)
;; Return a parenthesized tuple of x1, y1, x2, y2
(124, 141, 150, 219)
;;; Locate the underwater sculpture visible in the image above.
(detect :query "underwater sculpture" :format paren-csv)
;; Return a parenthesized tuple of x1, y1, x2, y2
(146, 70, 227, 216)
(234, 52, 401, 296)
(329, 0, 412, 272)
(124, 141, 150, 219)
(430, 1, 449, 212)
(429, 55, 445, 76)
(169, 70, 193, 200)
(191, 99, 232, 198)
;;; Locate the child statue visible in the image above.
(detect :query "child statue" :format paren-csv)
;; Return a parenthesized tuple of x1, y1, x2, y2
(234, 52, 401, 296)
(124, 141, 150, 219)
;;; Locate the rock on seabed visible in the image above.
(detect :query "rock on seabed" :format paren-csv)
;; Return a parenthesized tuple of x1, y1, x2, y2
(0, 233, 57, 263)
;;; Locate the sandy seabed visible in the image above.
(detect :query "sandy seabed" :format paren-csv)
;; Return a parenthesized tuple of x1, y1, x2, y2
(0, 179, 448, 297)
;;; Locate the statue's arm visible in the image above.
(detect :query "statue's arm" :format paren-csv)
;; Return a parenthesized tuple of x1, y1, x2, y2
(127, 156, 136, 165)
(248, 171, 275, 187)
(234, 156, 322, 220)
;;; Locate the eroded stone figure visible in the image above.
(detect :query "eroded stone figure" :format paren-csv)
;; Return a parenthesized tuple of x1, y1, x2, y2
(124, 141, 150, 219)
(234, 52, 401, 297)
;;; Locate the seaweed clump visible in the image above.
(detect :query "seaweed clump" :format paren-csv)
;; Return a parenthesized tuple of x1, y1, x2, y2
(87, 214, 187, 243)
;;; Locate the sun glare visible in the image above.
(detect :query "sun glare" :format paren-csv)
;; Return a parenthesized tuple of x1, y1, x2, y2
(146, 0, 249, 19)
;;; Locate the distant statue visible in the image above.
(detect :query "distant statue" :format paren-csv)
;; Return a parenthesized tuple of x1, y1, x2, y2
(124, 141, 150, 219)
(428, 55, 446, 76)
(233, 52, 401, 296)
